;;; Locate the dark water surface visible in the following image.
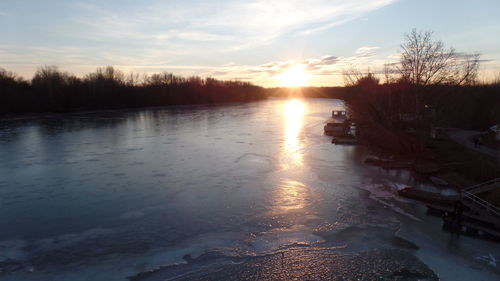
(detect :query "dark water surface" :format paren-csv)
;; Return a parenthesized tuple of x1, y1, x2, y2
(0, 98, 498, 280)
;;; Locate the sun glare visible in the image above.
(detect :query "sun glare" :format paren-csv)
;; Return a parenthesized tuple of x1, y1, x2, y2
(277, 64, 309, 87)
(282, 99, 305, 168)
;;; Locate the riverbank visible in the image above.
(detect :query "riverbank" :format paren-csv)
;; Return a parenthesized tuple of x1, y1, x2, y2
(354, 120, 500, 206)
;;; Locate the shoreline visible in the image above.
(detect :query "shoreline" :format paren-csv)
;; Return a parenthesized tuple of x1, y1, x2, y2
(354, 120, 499, 192)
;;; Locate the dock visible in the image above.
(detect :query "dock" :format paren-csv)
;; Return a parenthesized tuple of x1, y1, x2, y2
(398, 188, 459, 205)
(331, 136, 357, 145)
(398, 178, 500, 241)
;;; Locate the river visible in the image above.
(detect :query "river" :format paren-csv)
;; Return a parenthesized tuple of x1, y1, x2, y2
(0, 98, 498, 280)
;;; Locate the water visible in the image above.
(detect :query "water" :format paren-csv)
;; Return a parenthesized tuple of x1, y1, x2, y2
(0, 98, 498, 280)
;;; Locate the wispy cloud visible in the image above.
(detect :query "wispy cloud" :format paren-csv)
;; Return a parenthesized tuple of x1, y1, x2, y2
(196, 49, 390, 86)
(1, 0, 400, 84)
(1, 42, 393, 86)
(70, 0, 397, 50)
(355, 46, 380, 57)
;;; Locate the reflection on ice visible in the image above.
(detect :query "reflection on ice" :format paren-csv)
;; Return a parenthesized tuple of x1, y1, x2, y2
(282, 99, 305, 168)
(272, 179, 308, 213)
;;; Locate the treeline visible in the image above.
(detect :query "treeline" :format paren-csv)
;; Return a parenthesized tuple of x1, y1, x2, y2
(343, 73, 500, 155)
(345, 75, 500, 129)
(338, 29, 500, 155)
(0, 66, 267, 114)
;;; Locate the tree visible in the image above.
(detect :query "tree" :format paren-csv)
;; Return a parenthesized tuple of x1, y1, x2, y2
(396, 29, 481, 126)
(398, 29, 480, 86)
(342, 68, 379, 87)
(31, 66, 67, 104)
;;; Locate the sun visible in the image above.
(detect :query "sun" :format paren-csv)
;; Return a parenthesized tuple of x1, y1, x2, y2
(277, 64, 310, 87)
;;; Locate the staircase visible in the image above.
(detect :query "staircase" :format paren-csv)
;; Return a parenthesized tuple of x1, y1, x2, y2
(464, 177, 500, 195)
(461, 177, 500, 226)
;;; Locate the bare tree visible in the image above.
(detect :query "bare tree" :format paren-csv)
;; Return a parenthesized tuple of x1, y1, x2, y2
(0, 67, 25, 85)
(398, 29, 480, 86)
(125, 72, 141, 87)
(493, 71, 500, 85)
(32, 66, 69, 97)
(342, 67, 366, 86)
(457, 53, 480, 85)
(383, 63, 399, 84)
(397, 29, 481, 128)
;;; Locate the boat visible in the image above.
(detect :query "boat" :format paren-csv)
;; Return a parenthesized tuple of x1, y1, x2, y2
(324, 110, 349, 136)
(397, 187, 460, 205)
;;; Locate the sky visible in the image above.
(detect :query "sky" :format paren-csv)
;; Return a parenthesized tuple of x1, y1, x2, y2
(1, 0, 499, 86)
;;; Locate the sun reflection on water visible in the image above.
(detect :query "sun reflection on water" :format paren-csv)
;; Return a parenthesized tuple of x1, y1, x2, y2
(273, 179, 307, 212)
(268, 99, 309, 219)
(282, 99, 305, 168)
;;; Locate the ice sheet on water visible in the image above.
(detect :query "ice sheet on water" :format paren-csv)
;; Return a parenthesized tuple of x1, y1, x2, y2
(119, 210, 145, 220)
(0, 240, 27, 261)
(358, 183, 422, 221)
(474, 254, 498, 267)
(231, 153, 276, 179)
(246, 225, 325, 253)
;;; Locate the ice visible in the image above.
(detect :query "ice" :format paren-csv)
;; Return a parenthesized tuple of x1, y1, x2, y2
(0, 99, 499, 280)
(474, 254, 498, 267)
(0, 240, 27, 261)
(119, 211, 145, 220)
(247, 225, 325, 253)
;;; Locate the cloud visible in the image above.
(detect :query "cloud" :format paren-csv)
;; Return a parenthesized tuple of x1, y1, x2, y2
(70, 0, 398, 50)
(302, 56, 340, 71)
(174, 31, 234, 42)
(1, 0, 401, 83)
(1, 43, 393, 86)
(197, 51, 381, 86)
(355, 46, 380, 57)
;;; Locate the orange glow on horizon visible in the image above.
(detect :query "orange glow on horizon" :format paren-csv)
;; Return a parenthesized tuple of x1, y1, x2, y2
(277, 64, 310, 87)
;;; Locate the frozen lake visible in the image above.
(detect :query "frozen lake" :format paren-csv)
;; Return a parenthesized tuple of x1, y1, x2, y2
(0, 98, 499, 280)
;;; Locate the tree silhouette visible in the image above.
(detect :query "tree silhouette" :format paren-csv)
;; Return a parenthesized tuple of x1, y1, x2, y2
(398, 29, 480, 86)
(0, 66, 267, 114)
(396, 29, 481, 123)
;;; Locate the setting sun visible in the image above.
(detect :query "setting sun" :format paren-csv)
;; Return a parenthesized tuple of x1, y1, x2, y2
(277, 64, 310, 87)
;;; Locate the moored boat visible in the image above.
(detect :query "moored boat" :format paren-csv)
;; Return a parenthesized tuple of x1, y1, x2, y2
(324, 110, 349, 136)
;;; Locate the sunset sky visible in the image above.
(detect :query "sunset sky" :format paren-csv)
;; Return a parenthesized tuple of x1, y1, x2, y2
(1, 0, 499, 86)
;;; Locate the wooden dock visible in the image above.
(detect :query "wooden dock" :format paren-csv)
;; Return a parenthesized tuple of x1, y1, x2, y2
(331, 136, 357, 145)
(398, 183, 500, 241)
(398, 188, 459, 205)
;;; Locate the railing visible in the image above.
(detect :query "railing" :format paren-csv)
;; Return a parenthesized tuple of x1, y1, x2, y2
(462, 191, 500, 220)
(464, 177, 500, 194)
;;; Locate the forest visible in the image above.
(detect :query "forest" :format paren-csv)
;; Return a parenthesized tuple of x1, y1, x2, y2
(0, 66, 267, 114)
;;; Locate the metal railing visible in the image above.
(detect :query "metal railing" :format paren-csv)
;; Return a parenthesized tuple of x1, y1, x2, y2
(464, 177, 500, 194)
(462, 191, 500, 220)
